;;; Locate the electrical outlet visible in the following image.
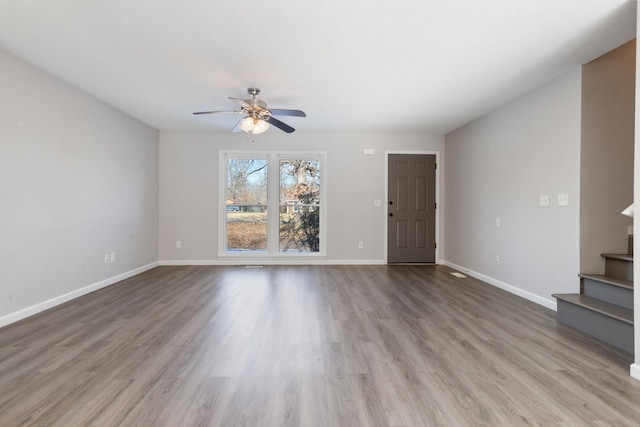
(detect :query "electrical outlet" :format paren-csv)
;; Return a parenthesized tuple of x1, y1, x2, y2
(110, 252, 116, 262)
(176, 240, 182, 249)
(495, 217, 501, 227)
(539, 195, 549, 207)
(104, 254, 110, 264)
(358, 241, 364, 249)
(495, 255, 500, 265)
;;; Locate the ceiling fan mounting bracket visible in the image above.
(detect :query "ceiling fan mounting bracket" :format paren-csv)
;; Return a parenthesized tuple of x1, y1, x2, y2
(247, 87, 261, 96)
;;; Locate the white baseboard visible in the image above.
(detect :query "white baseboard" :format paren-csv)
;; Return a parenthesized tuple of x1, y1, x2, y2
(1, 259, 555, 328)
(0, 261, 159, 329)
(631, 363, 640, 381)
(442, 260, 557, 311)
(159, 259, 387, 266)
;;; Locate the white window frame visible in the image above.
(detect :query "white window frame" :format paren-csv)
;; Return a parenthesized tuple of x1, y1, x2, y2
(219, 151, 327, 258)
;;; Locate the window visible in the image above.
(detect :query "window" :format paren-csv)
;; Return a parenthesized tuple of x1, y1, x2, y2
(279, 159, 321, 252)
(224, 156, 268, 252)
(221, 152, 325, 256)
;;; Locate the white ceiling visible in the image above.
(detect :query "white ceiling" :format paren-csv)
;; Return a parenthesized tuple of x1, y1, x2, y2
(0, 0, 636, 134)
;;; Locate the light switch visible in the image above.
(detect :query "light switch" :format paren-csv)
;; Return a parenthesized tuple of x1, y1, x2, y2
(539, 195, 550, 207)
(374, 199, 382, 207)
(558, 194, 569, 207)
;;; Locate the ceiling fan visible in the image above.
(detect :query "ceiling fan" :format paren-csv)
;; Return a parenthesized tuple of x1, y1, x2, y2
(193, 87, 306, 134)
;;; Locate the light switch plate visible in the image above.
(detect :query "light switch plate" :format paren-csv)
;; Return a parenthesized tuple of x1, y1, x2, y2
(558, 193, 569, 207)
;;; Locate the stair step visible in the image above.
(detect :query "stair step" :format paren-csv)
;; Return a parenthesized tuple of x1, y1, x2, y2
(553, 294, 633, 324)
(579, 274, 634, 309)
(553, 293, 634, 354)
(579, 274, 633, 290)
(601, 253, 633, 262)
(601, 253, 633, 282)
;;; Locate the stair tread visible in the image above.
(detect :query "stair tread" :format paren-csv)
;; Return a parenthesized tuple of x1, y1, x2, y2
(579, 274, 633, 290)
(601, 253, 633, 262)
(553, 293, 634, 324)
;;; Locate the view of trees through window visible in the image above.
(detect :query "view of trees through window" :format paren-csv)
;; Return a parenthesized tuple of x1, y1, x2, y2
(225, 155, 321, 253)
(279, 160, 320, 252)
(225, 158, 268, 251)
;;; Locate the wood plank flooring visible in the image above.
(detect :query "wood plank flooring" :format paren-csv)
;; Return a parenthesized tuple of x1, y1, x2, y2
(1, 265, 639, 426)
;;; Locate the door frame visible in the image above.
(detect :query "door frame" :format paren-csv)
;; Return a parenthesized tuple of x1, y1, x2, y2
(384, 150, 441, 264)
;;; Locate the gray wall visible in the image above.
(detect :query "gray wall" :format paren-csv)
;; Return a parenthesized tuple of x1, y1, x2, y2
(0, 48, 159, 325)
(444, 68, 582, 309)
(580, 40, 635, 274)
(633, 8, 640, 379)
(159, 132, 444, 263)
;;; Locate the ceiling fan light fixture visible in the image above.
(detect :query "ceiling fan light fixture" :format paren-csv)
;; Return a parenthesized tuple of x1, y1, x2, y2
(252, 118, 270, 134)
(239, 116, 270, 134)
(239, 116, 254, 132)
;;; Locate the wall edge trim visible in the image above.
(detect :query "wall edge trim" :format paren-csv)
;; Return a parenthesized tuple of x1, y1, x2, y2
(159, 259, 387, 266)
(630, 363, 640, 381)
(0, 261, 159, 328)
(442, 260, 557, 311)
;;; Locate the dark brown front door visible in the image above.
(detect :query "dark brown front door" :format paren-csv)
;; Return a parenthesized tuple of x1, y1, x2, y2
(387, 154, 436, 263)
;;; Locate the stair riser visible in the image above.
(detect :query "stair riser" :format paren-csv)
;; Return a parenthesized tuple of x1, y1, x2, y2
(556, 300, 634, 354)
(582, 279, 634, 310)
(604, 258, 633, 281)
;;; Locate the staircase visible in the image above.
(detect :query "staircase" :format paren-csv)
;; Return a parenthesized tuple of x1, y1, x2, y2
(553, 253, 634, 354)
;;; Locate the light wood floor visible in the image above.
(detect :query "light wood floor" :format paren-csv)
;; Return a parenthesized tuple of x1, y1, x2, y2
(1, 265, 639, 426)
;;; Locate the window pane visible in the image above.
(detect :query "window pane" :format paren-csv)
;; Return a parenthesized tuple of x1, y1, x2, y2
(226, 158, 268, 252)
(279, 160, 320, 252)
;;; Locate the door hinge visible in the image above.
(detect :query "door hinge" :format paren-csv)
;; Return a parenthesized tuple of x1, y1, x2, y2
(435, 242, 437, 249)
(435, 202, 437, 210)
(434, 163, 437, 170)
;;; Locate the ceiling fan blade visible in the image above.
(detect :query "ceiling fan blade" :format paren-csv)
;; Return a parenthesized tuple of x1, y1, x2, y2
(266, 116, 295, 133)
(228, 97, 252, 108)
(269, 109, 306, 117)
(193, 110, 241, 115)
